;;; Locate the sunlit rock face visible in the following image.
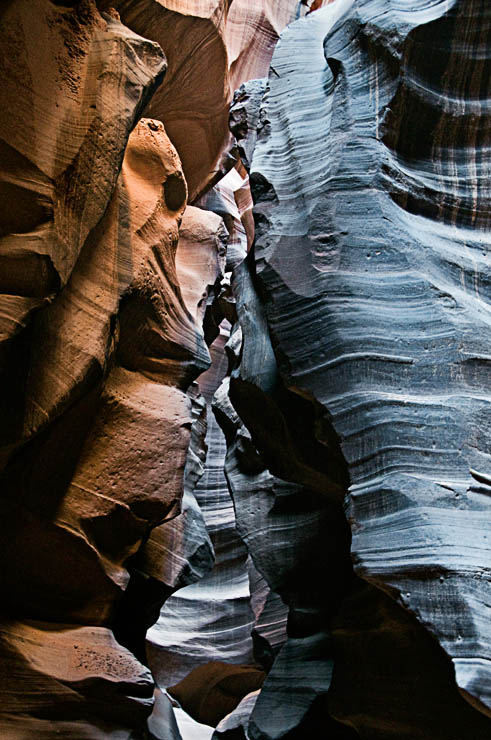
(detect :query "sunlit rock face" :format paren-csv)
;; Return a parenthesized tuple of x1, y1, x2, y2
(0, 107, 215, 735)
(230, 0, 491, 737)
(98, 0, 302, 199)
(0, 0, 165, 459)
(0, 116, 203, 623)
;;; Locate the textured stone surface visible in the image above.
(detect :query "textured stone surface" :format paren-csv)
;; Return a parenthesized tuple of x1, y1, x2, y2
(176, 205, 228, 327)
(247, 562, 288, 669)
(98, 0, 302, 199)
(114, 202, 228, 663)
(230, 79, 267, 173)
(0, 5, 220, 733)
(0, 618, 154, 738)
(0, 118, 204, 627)
(1, 0, 490, 738)
(214, 258, 353, 738)
(196, 165, 252, 271)
(147, 326, 258, 688)
(242, 0, 491, 735)
(0, 0, 164, 354)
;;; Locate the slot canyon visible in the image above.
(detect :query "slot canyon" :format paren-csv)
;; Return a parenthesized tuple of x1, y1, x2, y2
(0, 1, 490, 738)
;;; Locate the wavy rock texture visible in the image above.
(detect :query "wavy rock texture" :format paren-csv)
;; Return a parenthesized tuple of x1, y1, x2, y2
(0, 0, 164, 379)
(1, 0, 490, 738)
(214, 258, 353, 739)
(115, 204, 228, 663)
(98, 0, 303, 199)
(147, 325, 258, 693)
(0, 4, 218, 726)
(0, 118, 205, 628)
(242, 0, 491, 736)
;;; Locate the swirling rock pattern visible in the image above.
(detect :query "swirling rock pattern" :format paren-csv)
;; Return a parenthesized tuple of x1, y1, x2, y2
(98, 0, 303, 199)
(0, 0, 164, 359)
(214, 258, 353, 738)
(115, 204, 227, 663)
(1, 0, 490, 738)
(246, 0, 491, 734)
(0, 118, 204, 626)
(0, 5, 219, 728)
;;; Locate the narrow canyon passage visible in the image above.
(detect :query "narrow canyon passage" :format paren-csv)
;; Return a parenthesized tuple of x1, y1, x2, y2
(0, 1, 490, 739)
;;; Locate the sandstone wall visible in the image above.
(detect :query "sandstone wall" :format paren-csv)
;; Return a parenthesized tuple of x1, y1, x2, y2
(0, 1, 489, 738)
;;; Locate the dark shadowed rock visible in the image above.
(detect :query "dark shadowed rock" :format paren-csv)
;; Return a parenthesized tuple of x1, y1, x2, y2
(168, 661, 265, 728)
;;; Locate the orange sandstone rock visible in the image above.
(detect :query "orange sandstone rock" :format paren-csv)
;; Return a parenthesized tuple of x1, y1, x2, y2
(99, 0, 301, 200)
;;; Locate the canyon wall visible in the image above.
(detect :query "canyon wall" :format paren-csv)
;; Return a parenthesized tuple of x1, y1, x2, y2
(0, 0, 490, 739)
(228, 1, 491, 737)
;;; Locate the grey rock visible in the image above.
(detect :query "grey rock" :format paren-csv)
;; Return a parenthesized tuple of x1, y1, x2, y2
(230, 79, 268, 172)
(245, 0, 491, 734)
(147, 328, 256, 689)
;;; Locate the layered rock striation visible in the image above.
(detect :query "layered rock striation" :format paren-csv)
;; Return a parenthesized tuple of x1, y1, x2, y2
(232, 0, 491, 736)
(0, 2, 219, 736)
(147, 325, 257, 689)
(0, 0, 490, 738)
(98, 0, 303, 199)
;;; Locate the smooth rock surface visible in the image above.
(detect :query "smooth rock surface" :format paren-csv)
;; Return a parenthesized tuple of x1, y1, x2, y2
(114, 199, 229, 660)
(0, 118, 204, 627)
(212, 256, 353, 737)
(1, 1, 490, 738)
(168, 662, 265, 728)
(0, 7, 220, 731)
(246, 0, 491, 733)
(98, 0, 303, 199)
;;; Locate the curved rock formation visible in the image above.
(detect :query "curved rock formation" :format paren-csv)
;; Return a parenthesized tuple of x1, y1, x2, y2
(0, 116, 205, 624)
(98, 0, 302, 199)
(213, 257, 353, 738)
(147, 325, 258, 689)
(0, 0, 164, 360)
(0, 5, 220, 730)
(168, 661, 265, 728)
(238, 0, 491, 735)
(116, 204, 227, 662)
(0, 619, 154, 738)
(1, 0, 490, 738)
